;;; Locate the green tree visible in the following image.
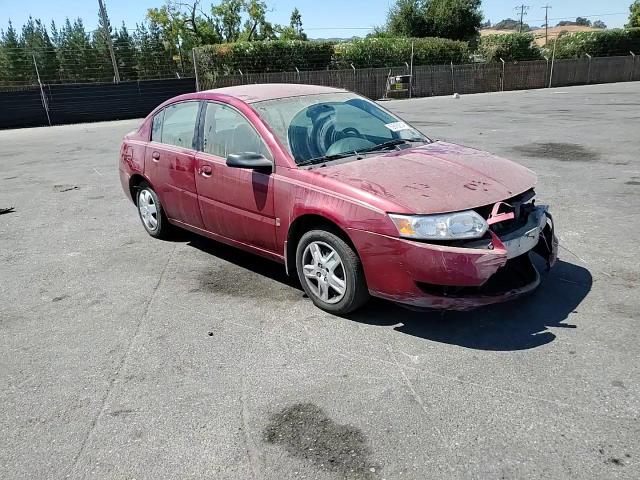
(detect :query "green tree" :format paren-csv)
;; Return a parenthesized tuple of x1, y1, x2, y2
(56, 18, 97, 81)
(290, 8, 305, 37)
(494, 18, 526, 31)
(386, 0, 429, 37)
(21, 17, 59, 81)
(211, 0, 243, 42)
(384, 0, 482, 41)
(114, 23, 137, 80)
(575, 17, 592, 27)
(92, 6, 117, 81)
(1, 21, 29, 82)
(277, 7, 307, 40)
(628, 1, 640, 28)
(592, 20, 607, 29)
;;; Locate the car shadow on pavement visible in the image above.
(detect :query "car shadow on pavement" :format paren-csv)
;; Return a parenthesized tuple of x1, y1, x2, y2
(179, 231, 591, 351)
(181, 231, 301, 290)
(350, 259, 592, 351)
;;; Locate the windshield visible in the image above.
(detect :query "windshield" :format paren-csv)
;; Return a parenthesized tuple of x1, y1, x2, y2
(252, 92, 429, 165)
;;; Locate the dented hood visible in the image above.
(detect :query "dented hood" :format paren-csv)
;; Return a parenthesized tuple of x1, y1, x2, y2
(318, 141, 537, 214)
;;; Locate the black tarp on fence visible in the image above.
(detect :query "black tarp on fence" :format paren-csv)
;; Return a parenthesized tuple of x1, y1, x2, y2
(0, 78, 196, 129)
(2, 55, 639, 130)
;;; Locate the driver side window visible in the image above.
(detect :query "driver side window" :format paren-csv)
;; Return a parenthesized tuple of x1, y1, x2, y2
(201, 102, 272, 160)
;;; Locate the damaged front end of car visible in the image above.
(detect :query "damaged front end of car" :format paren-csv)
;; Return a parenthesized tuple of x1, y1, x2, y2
(408, 189, 559, 309)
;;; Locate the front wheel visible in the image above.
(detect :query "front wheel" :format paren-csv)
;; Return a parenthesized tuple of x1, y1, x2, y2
(296, 230, 369, 315)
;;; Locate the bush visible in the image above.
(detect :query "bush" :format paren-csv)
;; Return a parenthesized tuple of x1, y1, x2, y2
(196, 40, 335, 75)
(548, 28, 640, 58)
(478, 33, 542, 62)
(334, 37, 470, 68)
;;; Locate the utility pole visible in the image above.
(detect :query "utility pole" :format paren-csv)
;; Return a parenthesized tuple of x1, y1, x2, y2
(98, 0, 120, 83)
(514, 4, 530, 33)
(542, 5, 552, 46)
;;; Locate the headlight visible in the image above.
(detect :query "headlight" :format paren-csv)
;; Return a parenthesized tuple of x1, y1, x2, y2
(389, 210, 488, 240)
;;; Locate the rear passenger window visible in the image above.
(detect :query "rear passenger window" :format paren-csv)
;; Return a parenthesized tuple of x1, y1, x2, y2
(201, 102, 272, 160)
(160, 101, 199, 149)
(151, 110, 164, 142)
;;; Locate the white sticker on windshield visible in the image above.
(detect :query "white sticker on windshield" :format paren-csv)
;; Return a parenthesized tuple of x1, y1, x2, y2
(385, 121, 410, 132)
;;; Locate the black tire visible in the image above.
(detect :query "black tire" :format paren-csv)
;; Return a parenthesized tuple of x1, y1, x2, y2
(296, 229, 369, 315)
(136, 182, 171, 239)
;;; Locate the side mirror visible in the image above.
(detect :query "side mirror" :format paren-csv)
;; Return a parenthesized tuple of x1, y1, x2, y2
(226, 152, 272, 172)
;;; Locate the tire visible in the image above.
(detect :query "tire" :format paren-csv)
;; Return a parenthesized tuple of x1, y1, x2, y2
(136, 182, 171, 239)
(296, 229, 369, 315)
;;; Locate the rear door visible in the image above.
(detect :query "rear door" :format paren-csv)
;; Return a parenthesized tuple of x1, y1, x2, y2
(194, 101, 277, 252)
(144, 100, 204, 228)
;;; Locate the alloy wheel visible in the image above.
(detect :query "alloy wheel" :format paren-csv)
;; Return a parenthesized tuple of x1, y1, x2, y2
(138, 189, 158, 232)
(301, 241, 347, 304)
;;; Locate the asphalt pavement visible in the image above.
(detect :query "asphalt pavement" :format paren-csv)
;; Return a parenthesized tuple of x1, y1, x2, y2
(1, 82, 639, 479)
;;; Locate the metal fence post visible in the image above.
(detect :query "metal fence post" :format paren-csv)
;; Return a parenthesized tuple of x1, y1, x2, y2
(631, 52, 636, 81)
(409, 41, 414, 98)
(544, 56, 549, 87)
(500, 58, 505, 91)
(192, 49, 200, 91)
(32, 54, 52, 126)
(585, 53, 592, 84)
(548, 40, 557, 88)
(450, 61, 455, 93)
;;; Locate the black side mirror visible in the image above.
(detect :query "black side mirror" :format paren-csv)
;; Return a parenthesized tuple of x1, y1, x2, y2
(226, 152, 272, 172)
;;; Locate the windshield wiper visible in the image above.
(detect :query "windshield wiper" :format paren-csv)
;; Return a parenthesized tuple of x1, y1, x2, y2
(358, 138, 425, 154)
(297, 138, 426, 167)
(297, 152, 358, 167)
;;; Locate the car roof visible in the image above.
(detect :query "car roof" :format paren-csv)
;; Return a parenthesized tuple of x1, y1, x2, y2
(200, 83, 348, 104)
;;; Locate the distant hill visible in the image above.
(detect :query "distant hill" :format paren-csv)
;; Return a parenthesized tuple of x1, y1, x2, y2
(480, 25, 602, 47)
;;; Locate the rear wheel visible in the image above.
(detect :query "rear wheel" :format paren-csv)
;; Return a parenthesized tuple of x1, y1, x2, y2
(296, 230, 369, 314)
(136, 182, 171, 239)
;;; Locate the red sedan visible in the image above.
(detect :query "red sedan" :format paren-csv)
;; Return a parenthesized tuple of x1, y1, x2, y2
(119, 84, 558, 314)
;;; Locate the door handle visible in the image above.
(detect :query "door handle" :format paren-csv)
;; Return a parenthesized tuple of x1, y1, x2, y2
(151, 151, 160, 162)
(200, 165, 213, 177)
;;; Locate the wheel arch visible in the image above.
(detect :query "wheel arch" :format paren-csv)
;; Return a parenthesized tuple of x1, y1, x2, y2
(285, 214, 358, 276)
(128, 173, 153, 204)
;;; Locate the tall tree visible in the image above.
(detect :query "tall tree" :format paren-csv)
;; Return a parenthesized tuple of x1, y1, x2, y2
(114, 23, 137, 80)
(278, 7, 307, 40)
(241, 0, 275, 41)
(628, 1, 640, 28)
(384, 0, 482, 41)
(211, 0, 243, 42)
(0, 21, 29, 81)
(21, 17, 59, 81)
(56, 18, 97, 81)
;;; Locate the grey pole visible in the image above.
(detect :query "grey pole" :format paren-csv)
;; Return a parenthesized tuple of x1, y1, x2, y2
(33, 54, 51, 126)
(500, 58, 505, 91)
(548, 39, 557, 88)
(192, 49, 200, 91)
(450, 61, 455, 94)
(98, 0, 120, 83)
(631, 52, 636, 82)
(585, 53, 592, 84)
(409, 41, 414, 98)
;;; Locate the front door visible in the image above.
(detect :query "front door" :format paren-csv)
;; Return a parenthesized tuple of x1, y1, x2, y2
(194, 101, 276, 253)
(144, 100, 204, 228)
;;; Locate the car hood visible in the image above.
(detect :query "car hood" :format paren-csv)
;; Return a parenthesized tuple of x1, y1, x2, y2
(316, 141, 537, 214)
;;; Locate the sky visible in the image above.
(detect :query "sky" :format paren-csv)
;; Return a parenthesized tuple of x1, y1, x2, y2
(0, 0, 633, 37)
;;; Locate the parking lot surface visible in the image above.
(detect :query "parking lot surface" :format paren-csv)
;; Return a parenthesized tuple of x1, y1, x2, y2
(1, 82, 639, 479)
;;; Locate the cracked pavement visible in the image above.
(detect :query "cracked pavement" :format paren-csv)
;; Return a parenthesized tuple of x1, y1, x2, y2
(1, 82, 639, 479)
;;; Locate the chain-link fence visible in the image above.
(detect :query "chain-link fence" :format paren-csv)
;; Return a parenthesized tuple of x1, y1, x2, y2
(196, 53, 640, 100)
(1, 45, 639, 129)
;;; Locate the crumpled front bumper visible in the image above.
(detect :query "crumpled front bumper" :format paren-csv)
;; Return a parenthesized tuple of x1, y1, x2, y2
(348, 205, 558, 310)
